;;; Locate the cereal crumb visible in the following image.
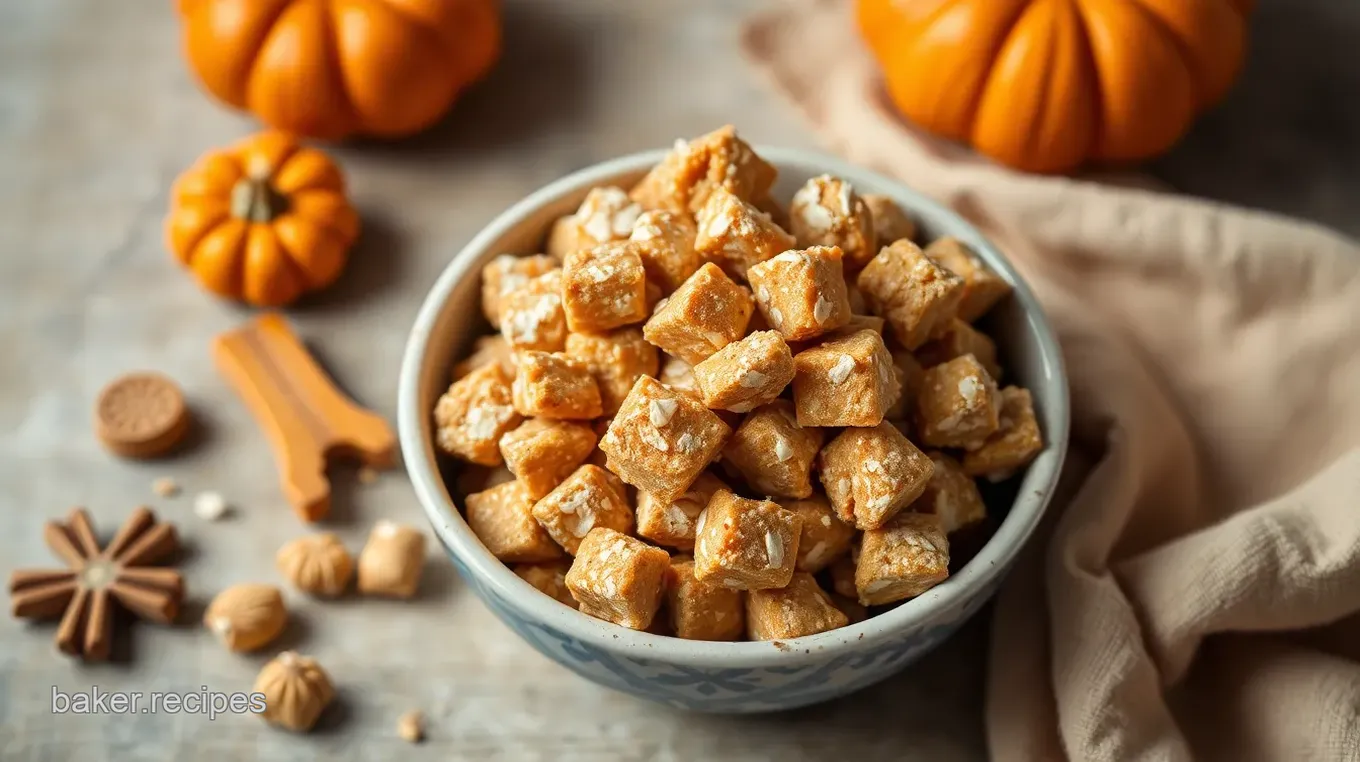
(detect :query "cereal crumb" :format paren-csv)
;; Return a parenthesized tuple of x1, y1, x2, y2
(152, 477, 179, 498)
(193, 491, 229, 521)
(396, 710, 425, 743)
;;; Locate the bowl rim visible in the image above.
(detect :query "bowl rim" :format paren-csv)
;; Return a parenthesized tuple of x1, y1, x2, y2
(398, 146, 1070, 667)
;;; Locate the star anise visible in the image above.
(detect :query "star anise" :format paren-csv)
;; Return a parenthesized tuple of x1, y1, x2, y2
(8, 506, 184, 661)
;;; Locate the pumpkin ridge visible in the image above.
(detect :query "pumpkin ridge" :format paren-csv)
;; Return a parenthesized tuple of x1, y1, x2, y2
(170, 200, 233, 264)
(1067, 0, 1107, 162)
(1113, 0, 1199, 100)
(355, 0, 450, 51)
(228, 0, 299, 109)
(272, 216, 345, 289)
(251, 224, 312, 300)
(950, 0, 1034, 140)
(287, 204, 355, 247)
(314, 0, 364, 131)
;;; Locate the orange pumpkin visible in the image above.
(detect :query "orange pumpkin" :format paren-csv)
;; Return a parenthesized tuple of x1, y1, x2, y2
(177, 0, 500, 140)
(856, 0, 1253, 173)
(166, 131, 360, 307)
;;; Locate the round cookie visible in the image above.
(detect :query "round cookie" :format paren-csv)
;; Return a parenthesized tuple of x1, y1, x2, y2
(95, 372, 190, 459)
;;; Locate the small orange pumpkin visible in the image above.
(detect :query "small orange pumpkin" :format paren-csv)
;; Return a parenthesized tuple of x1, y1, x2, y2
(166, 131, 360, 307)
(857, 0, 1253, 173)
(177, 0, 501, 140)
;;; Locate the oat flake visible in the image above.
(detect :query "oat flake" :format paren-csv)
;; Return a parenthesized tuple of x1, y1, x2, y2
(828, 355, 856, 384)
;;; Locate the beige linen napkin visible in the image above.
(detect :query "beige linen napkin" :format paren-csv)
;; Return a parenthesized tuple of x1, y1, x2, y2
(744, 3, 1360, 760)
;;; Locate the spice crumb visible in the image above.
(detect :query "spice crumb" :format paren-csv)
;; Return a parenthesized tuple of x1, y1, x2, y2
(396, 710, 425, 743)
(152, 477, 179, 498)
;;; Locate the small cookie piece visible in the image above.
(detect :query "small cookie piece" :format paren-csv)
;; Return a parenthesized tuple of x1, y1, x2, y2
(630, 126, 777, 215)
(747, 246, 852, 341)
(356, 521, 427, 599)
(465, 481, 564, 563)
(693, 188, 796, 281)
(917, 452, 987, 534)
(789, 175, 876, 271)
(692, 331, 795, 413)
(916, 318, 1001, 380)
(515, 561, 578, 608)
(914, 354, 1001, 450)
(499, 418, 598, 498)
(666, 555, 745, 641)
(434, 363, 522, 466)
(94, 372, 191, 459)
(791, 329, 899, 427)
(511, 351, 603, 420)
(856, 512, 949, 605)
(693, 490, 801, 591)
(532, 464, 634, 555)
(480, 254, 558, 328)
(636, 471, 727, 550)
(962, 386, 1043, 481)
(565, 328, 660, 416)
(857, 239, 964, 350)
(745, 572, 848, 641)
(721, 401, 823, 499)
(562, 241, 650, 334)
(925, 237, 1011, 323)
(599, 376, 732, 503)
(452, 334, 517, 381)
(500, 269, 568, 352)
(643, 263, 754, 365)
(564, 527, 670, 631)
(629, 210, 702, 293)
(863, 194, 917, 247)
(781, 494, 855, 573)
(819, 422, 934, 530)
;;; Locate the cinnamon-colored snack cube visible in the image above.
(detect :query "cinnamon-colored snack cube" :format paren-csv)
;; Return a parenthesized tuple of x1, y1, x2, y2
(917, 451, 987, 534)
(857, 239, 965, 350)
(694, 188, 797, 281)
(781, 494, 855, 573)
(833, 314, 886, 338)
(693, 490, 801, 590)
(636, 471, 728, 550)
(500, 269, 568, 352)
(745, 572, 848, 640)
(562, 241, 650, 334)
(847, 280, 868, 314)
(599, 376, 732, 503)
(856, 512, 949, 605)
(434, 363, 523, 466)
(454, 464, 515, 497)
(532, 464, 634, 555)
(545, 186, 642, 261)
(829, 551, 857, 599)
(829, 594, 868, 624)
(564, 527, 670, 630)
(819, 422, 934, 530)
(511, 351, 603, 420)
(499, 418, 598, 498)
(925, 237, 1011, 323)
(545, 215, 591, 262)
(884, 350, 924, 421)
(565, 328, 660, 416)
(747, 246, 852, 341)
(789, 175, 876, 271)
(721, 401, 824, 499)
(753, 192, 790, 231)
(453, 334, 517, 381)
(666, 556, 744, 641)
(963, 386, 1043, 481)
(630, 126, 777, 215)
(917, 318, 1001, 380)
(863, 194, 917, 247)
(465, 481, 564, 563)
(692, 331, 795, 413)
(515, 561, 577, 608)
(791, 329, 899, 427)
(481, 254, 558, 328)
(659, 355, 698, 396)
(629, 210, 701, 293)
(914, 354, 1001, 450)
(643, 263, 754, 365)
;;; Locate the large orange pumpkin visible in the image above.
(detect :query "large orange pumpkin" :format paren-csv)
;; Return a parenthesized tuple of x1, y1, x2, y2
(856, 0, 1253, 173)
(177, 0, 500, 140)
(166, 131, 360, 306)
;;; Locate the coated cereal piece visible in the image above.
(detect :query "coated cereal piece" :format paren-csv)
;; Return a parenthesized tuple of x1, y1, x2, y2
(916, 318, 1001, 380)
(453, 334, 517, 381)
(917, 451, 987, 534)
(599, 376, 732, 503)
(781, 494, 855, 573)
(666, 555, 744, 641)
(532, 464, 634, 555)
(857, 239, 964, 350)
(636, 471, 728, 550)
(565, 328, 660, 416)
(828, 551, 857, 599)
(745, 572, 848, 640)
(789, 175, 876, 271)
(884, 350, 925, 421)
(546, 186, 642, 260)
(562, 241, 649, 334)
(511, 351, 603, 420)
(925, 237, 1011, 323)
(499, 418, 598, 498)
(753, 193, 790, 231)
(963, 386, 1043, 481)
(693, 490, 801, 590)
(819, 422, 934, 530)
(630, 126, 777, 215)
(829, 594, 868, 624)
(863, 194, 918, 247)
(692, 331, 795, 413)
(500, 270, 568, 352)
(643, 263, 754, 365)
(791, 329, 900, 427)
(515, 561, 577, 608)
(693, 188, 796, 281)
(454, 464, 515, 497)
(564, 527, 670, 630)
(465, 481, 563, 563)
(434, 363, 523, 466)
(659, 355, 698, 396)
(481, 254, 558, 327)
(630, 210, 702, 293)
(721, 401, 823, 499)
(856, 512, 949, 605)
(914, 354, 1001, 450)
(747, 246, 852, 341)
(847, 280, 868, 314)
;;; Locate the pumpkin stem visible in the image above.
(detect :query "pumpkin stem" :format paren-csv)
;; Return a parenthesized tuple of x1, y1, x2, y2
(230, 177, 287, 223)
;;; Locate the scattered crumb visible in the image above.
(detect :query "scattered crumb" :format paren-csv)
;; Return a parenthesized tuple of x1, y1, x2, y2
(396, 710, 425, 743)
(152, 477, 179, 498)
(772, 640, 791, 652)
(193, 492, 229, 521)
(358, 467, 381, 485)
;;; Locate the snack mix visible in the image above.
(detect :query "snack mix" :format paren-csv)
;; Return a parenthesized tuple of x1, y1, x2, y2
(435, 127, 1044, 642)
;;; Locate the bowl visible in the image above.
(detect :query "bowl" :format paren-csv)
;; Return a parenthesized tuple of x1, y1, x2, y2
(397, 147, 1069, 713)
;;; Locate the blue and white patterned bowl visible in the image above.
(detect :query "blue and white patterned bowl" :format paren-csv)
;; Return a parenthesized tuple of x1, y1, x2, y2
(397, 148, 1069, 713)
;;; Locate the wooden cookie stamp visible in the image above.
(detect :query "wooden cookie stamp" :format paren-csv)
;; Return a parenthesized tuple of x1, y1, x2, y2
(213, 314, 395, 522)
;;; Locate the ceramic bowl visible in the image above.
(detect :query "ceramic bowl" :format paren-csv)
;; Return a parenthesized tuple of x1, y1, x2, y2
(398, 147, 1069, 713)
